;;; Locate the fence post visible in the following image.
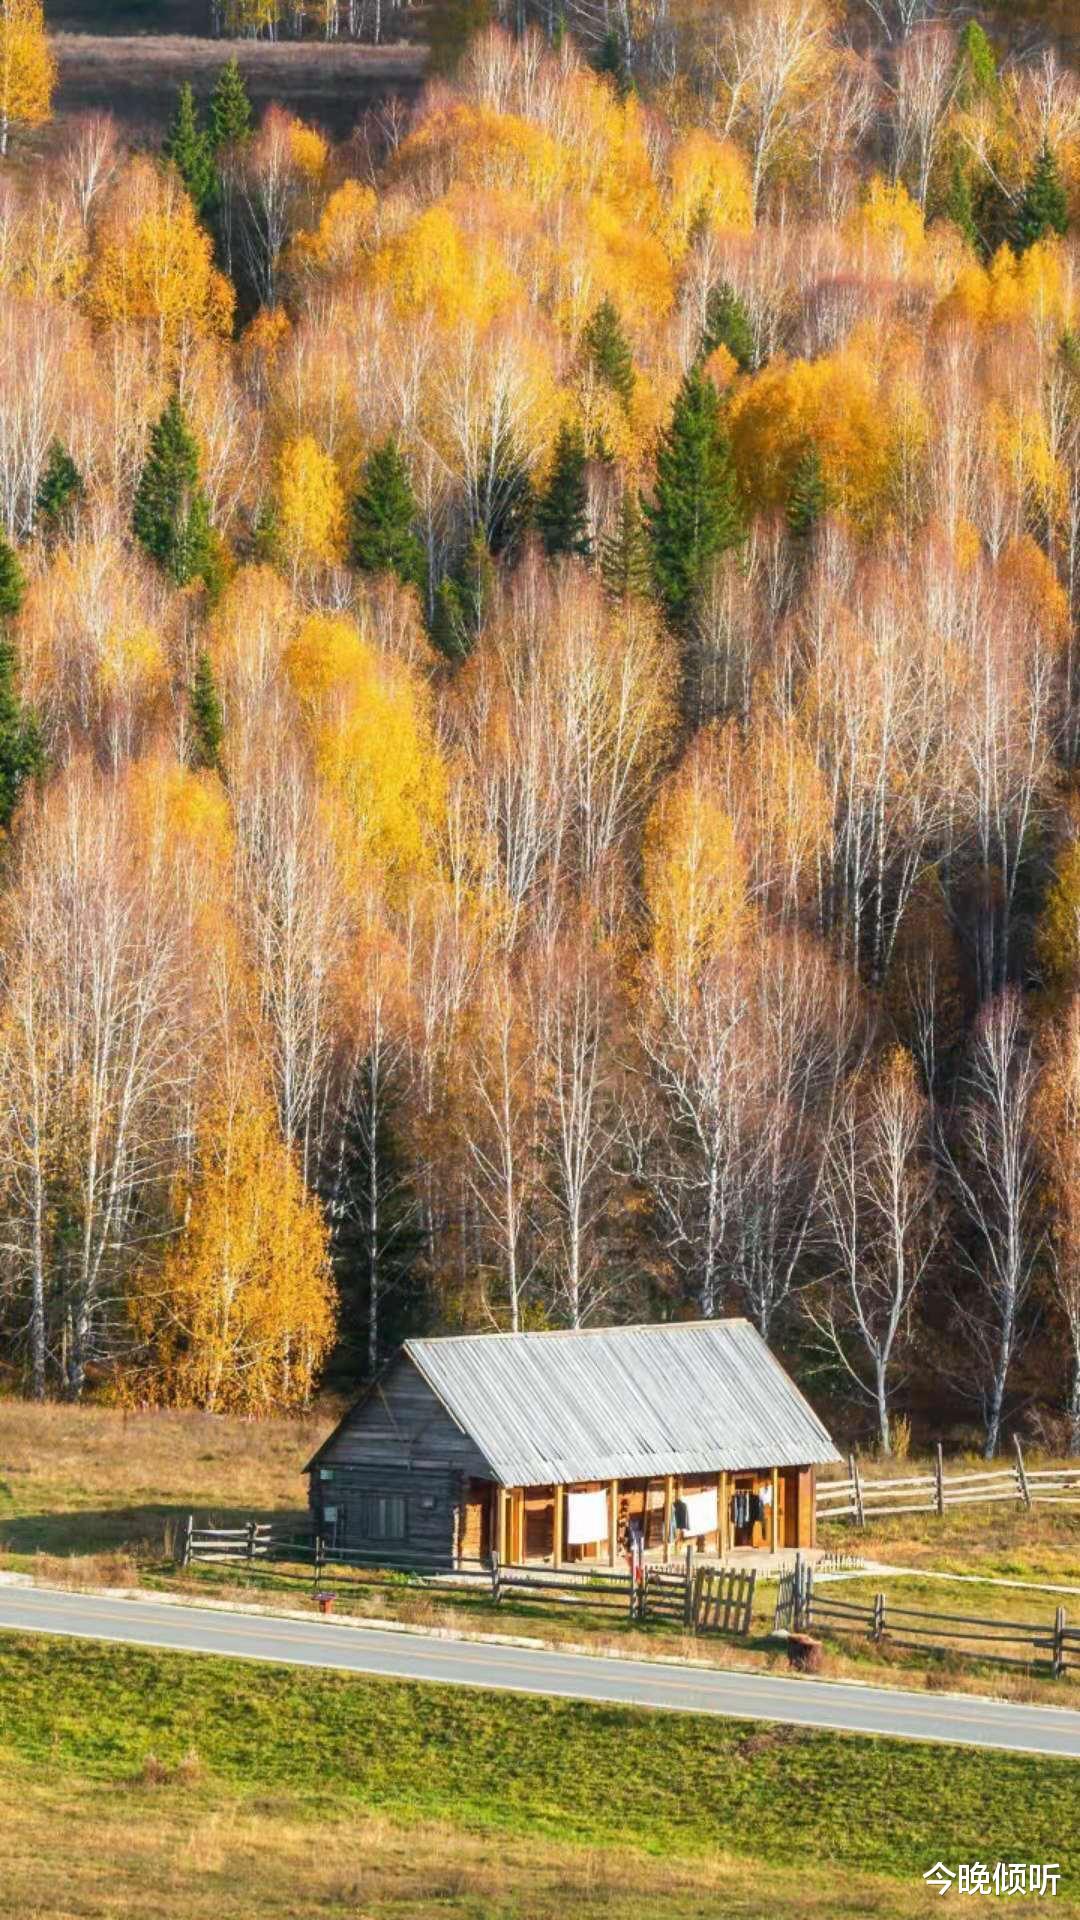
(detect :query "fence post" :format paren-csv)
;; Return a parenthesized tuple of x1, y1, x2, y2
(873, 1591, 886, 1643)
(849, 1451, 865, 1528)
(1013, 1435, 1032, 1511)
(246, 1518, 257, 1564)
(934, 1443, 945, 1518)
(314, 1532, 325, 1593)
(490, 1549, 501, 1606)
(182, 1513, 193, 1570)
(1053, 1605, 1066, 1680)
(791, 1552, 803, 1631)
(683, 1542, 696, 1629)
(742, 1568, 756, 1636)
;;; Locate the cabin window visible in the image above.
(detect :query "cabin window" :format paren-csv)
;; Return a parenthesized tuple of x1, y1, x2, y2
(319, 1468, 334, 1482)
(356, 1494, 407, 1542)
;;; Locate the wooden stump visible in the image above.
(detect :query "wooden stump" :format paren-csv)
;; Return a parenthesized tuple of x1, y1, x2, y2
(786, 1633, 823, 1673)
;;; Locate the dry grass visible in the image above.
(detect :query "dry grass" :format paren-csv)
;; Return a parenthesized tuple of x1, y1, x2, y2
(0, 1762, 1047, 1920)
(819, 1457, 1080, 1584)
(0, 1394, 336, 1563)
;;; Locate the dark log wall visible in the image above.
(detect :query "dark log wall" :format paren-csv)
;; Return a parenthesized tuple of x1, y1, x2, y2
(308, 1355, 496, 1561)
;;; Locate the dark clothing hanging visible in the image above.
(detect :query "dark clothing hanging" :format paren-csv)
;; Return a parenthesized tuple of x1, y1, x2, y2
(673, 1498, 689, 1532)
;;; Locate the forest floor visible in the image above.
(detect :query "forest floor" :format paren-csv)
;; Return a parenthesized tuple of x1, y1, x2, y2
(0, 1633, 1076, 1919)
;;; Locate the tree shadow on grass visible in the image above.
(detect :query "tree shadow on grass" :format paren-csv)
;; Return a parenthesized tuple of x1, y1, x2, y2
(0, 1505, 308, 1559)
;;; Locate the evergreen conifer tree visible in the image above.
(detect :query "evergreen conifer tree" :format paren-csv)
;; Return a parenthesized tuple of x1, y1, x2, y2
(0, 529, 26, 621)
(595, 27, 632, 98)
(702, 281, 755, 370)
(600, 491, 652, 602)
(189, 649, 224, 773)
(348, 438, 425, 589)
(536, 421, 591, 559)
(0, 635, 43, 831)
(786, 444, 827, 539)
(430, 531, 494, 660)
(163, 83, 216, 217)
(644, 364, 745, 628)
(35, 440, 83, 540)
(133, 392, 215, 588)
(208, 56, 252, 152)
(582, 296, 635, 412)
(1017, 142, 1069, 252)
(955, 20, 998, 108)
(942, 157, 979, 250)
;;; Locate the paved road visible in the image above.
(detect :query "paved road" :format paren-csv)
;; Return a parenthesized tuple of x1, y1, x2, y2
(1, 1584, 1079, 1759)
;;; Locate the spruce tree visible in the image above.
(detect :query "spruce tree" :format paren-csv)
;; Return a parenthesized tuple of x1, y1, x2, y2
(35, 440, 83, 540)
(430, 531, 494, 660)
(133, 392, 215, 588)
(536, 421, 590, 559)
(595, 27, 632, 99)
(0, 530, 26, 621)
(941, 157, 979, 251)
(600, 490, 652, 602)
(702, 281, 755, 370)
(209, 56, 252, 153)
(582, 296, 635, 413)
(1016, 142, 1069, 253)
(348, 437, 425, 589)
(955, 20, 998, 108)
(163, 83, 216, 217)
(786, 444, 827, 540)
(644, 364, 745, 629)
(189, 650, 224, 773)
(0, 635, 43, 831)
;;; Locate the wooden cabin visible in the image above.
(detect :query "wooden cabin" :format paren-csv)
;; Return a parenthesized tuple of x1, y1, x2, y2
(305, 1319, 840, 1568)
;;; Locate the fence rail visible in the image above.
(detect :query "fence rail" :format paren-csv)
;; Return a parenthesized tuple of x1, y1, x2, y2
(817, 1441, 1080, 1528)
(774, 1555, 1075, 1679)
(181, 1521, 760, 1637)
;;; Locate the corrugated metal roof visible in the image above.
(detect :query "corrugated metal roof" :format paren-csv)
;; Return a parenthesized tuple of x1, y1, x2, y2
(403, 1319, 839, 1487)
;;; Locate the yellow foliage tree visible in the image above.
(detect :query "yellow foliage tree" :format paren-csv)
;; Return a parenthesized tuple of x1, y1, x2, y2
(0, 0, 54, 158)
(643, 730, 748, 998)
(729, 341, 896, 529)
(847, 176, 926, 271)
(1037, 830, 1080, 996)
(127, 1089, 335, 1415)
(284, 612, 446, 883)
(275, 433, 346, 574)
(367, 198, 522, 329)
(667, 131, 754, 251)
(87, 157, 234, 359)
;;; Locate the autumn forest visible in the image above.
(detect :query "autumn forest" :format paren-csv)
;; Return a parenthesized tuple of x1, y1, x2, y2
(1, 0, 1080, 1457)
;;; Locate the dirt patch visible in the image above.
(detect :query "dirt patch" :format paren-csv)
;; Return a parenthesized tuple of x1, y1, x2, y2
(48, 32, 427, 144)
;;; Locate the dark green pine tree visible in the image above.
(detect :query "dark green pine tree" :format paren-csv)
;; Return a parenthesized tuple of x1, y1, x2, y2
(600, 490, 652, 602)
(941, 157, 979, 251)
(189, 649, 224, 773)
(35, 441, 83, 541)
(208, 56, 252, 153)
(582, 296, 635, 413)
(0, 529, 26, 621)
(429, 530, 495, 661)
(0, 635, 44, 832)
(348, 437, 426, 589)
(163, 84, 216, 218)
(536, 421, 591, 559)
(132, 392, 216, 588)
(1016, 142, 1069, 253)
(644, 364, 745, 629)
(701, 281, 756, 370)
(595, 27, 632, 99)
(786, 443, 827, 540)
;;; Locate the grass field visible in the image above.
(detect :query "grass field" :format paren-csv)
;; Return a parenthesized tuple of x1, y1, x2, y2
(0, 1635, 1075, 1918)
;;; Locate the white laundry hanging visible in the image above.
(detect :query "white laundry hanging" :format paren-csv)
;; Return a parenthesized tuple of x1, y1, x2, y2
(681, 1488, 718, 1536)
(565, 1488, 609, 1546)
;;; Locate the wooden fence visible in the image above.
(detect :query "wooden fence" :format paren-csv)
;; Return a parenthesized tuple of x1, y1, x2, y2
(774, 1556, 1077, 1679)
(816, 1440, 1080, 1529)
(181, 1521, 756, 1636)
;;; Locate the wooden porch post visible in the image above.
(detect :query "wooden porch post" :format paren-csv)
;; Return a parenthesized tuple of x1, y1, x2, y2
(496, 1485, 507, 1565)
(719, 1471, 728, 1558)
(553, 1484, 564, 1566)
(662, 1474, 674, 1561)
(608, 1479, 618, 1567)
(771, 1466, 780, 1554)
